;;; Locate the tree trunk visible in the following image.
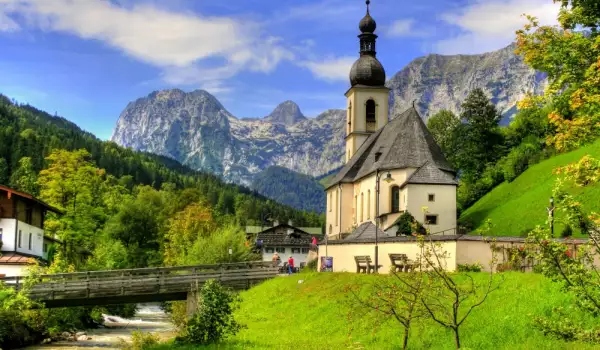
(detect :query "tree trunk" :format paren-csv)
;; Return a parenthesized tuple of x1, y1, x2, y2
(403, 324, 410, 350)
(453, 327, 460, 349)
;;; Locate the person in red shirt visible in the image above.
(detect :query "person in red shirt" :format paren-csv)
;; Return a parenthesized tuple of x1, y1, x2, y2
(288, 256, 294, 274)
(311, 236, 317, 247)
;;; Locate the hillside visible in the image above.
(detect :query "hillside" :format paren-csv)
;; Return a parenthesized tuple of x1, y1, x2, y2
(0, 94, 322, 227)
(250, 166, 324, 213)
(157, 272, 594, 349)
(460, 139, 600, 236)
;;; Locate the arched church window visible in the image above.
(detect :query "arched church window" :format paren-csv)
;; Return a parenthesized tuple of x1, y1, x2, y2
(366, 99, 376, 125)
(348, 102, 352, 133)
(391, 186, 400, 213)
(329, 224, 332, 235)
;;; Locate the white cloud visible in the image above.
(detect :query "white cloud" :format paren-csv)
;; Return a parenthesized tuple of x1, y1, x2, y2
(386, 19, 431, 38)
(0, 11, 19, 31)
(436, 0, 560, 54)
(0, 0, 292, 89)
(300, 56, 355, 82)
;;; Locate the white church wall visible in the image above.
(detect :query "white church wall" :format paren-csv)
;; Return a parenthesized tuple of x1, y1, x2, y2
(405, 184, 457, 234)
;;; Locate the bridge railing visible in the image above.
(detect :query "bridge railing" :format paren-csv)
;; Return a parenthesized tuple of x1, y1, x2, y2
(0, 261, 279, 300)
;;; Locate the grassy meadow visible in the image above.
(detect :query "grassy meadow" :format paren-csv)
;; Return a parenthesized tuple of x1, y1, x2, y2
(460, 138, 600, 236)
(155, 272, 597, 350)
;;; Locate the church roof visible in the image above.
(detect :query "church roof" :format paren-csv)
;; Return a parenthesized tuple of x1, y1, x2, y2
(344, 222, 391, 241)
(325, 107, 456, 189)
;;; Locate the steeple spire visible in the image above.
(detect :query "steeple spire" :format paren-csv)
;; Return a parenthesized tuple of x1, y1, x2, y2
(349, 0, 385, 87)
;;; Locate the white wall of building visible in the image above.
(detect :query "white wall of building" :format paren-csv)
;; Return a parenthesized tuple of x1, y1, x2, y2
(262, 246, 310, 267)
(0, 218, 17, 251)
(406, 184, 457, 234)
(15, 221, 44, 257)
(0, 264, 28, 277)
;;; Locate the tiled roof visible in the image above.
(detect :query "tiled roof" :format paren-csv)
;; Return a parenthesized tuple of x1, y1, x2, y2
(0, 185, 64, 214)
(246, 225, 322, 235)
(325, 107, 456, 189)
(344, 222, 392, 241)
(327, 234, 591, 245)
(257, 232, 312, 247)
(403, 162, 458, 186)
(0, 252, 36, 265)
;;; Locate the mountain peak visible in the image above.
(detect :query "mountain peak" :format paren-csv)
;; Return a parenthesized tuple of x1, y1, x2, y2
(264, 100, 306, 125)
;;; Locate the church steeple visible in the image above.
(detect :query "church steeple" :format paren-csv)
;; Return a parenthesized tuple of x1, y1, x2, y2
(344, 0, 390, 163)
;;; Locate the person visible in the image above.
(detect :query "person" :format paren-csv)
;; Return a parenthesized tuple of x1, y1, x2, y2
(272, 252, 280, 266)
(311, 236, 318, 248)
(288, 256, 295, 274)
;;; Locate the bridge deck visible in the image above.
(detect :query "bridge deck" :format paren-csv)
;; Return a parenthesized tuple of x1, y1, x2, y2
(0, 261, 279, 307)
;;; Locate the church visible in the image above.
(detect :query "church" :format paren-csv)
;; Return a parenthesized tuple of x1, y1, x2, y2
(324, 1, 458, 240)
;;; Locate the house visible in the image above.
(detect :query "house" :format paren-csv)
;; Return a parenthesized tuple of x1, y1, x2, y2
(251, 221, 321, 268)
(0, 185, 63, 277)
(324, 1, 457, 240)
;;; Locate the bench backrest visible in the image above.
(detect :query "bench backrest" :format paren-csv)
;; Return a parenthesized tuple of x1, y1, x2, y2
(389, 253, 408, 262)
(354, 256, 372, 265)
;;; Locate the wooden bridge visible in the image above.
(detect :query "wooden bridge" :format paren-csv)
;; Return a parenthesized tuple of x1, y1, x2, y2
(0, 261, 279, 308)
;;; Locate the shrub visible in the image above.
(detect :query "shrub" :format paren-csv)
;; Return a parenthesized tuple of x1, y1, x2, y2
(177, 280, 243, 345)
(119, 331, 160, 350)
(561, 225, 573, 238)
(501, 140, 542, 182)
(394, 212, 425, 236)
(457, 263, 483, 272)
(306, 258, 318, 271)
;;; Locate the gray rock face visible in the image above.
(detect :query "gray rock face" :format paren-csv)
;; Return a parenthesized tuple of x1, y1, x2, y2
(263, 100, 306, 125)
(111, 44, 545, 185)
(387, 44, 547, 125)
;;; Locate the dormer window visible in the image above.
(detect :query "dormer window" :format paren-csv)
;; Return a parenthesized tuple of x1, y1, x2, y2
(374, 151, 382, 162)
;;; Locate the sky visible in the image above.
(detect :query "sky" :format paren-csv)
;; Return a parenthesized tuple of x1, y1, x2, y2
(0, 0, 560, 140)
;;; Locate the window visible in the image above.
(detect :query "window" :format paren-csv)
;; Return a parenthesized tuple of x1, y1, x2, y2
(26, 207, 33, 224)
(0, 228, 3, 242)
(354, 195, 358, 223)
(329, 224, 332, 235)
(301, 248, 309, 254)
(425, 215, 438, 225)
(347, 102, 352, 133)
(329, 192, 332, 212)
(292, 248, 301, 254)
(28, 232, 32, 250)
(360, 193, 364, 222)
(335, 188, 339, 227)
(367, 190, 371, 219)
(391, 186, 400, 213)
(265, 247, 274, 254)
(366, 99, 376, 124)
(276, 247, 286, 253)
(428, 194, 435, 202)
(43, 243, 48, 253)
(18, 230, 22, 248)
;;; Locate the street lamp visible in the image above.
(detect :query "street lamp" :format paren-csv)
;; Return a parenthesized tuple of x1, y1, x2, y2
(375, 169, 394, 273)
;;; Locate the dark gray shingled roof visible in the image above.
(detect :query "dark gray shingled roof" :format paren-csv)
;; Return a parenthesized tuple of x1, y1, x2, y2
(256, 224, 314, 247)
(325, 107, 456, 189)
(403, 161, 458, 187)
(344, 222, 392, 241)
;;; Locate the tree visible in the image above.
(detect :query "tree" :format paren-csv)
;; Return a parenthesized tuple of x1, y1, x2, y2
(347, 265, 426, 349)
(0, 157, 8, 185)
(178, 280, 243, 345)
(427, 110, 460, 157)
(9, 157, 38, 194)
(516, 3, 600, 152)
(449, 89, 504, 182)
(418, 237, 503, 349)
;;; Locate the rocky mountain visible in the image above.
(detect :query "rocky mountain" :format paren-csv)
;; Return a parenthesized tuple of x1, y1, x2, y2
(111, 43, 545, 189)
(388, 44, 547, 125)
(263, 100, 306, 125)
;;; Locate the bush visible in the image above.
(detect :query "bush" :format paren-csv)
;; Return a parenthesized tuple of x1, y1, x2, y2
(457, 263, 483, 272)
(561, 225, 573, 238)
(501, 140, 542, 182)
(119, 330, 160, 350)
(177, 280, 243, 345)
(306, 259, 318, 271)
(394, 212, 425, 236)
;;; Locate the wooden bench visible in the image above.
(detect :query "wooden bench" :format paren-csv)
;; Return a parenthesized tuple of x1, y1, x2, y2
(389, 254, 416, 272)
(354, 255, 378, 274)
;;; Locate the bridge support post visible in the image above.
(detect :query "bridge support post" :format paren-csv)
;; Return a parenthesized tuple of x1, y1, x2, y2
(186, 291, 198, 317)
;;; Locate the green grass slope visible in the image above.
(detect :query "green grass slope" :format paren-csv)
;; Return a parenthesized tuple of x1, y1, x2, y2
(460, 139, 600, 236)
(158, 272, 595, 350)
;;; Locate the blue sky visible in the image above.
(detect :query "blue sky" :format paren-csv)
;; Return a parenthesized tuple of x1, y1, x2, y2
(0, 0, 559, 140)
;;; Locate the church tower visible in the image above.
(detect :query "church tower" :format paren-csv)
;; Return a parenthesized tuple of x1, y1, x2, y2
(345, 0, 390, 163)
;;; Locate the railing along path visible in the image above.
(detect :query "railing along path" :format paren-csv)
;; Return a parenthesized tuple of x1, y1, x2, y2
(0, 261, 279, 307)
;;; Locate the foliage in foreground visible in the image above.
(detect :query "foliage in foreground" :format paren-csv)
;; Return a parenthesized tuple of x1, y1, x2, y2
(176, 280, 243, 345)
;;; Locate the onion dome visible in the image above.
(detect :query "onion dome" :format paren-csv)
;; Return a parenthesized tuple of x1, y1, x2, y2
(350, 55, 386, 86)
(359, 12, 376, 33)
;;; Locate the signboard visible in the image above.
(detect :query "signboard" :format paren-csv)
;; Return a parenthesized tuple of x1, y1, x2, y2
(320, 256, 333, 272)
